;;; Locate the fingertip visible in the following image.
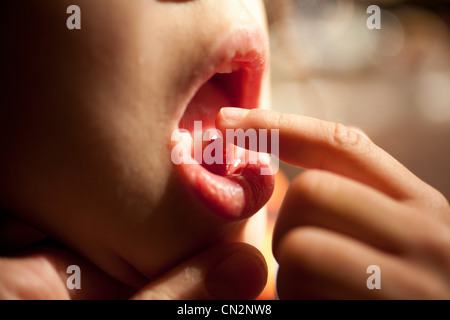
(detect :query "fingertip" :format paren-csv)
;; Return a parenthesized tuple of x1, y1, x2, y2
(216, 107, 252, 131)
(219, 107, 251, 122)
(131, 243, 268, 300)
(205, 243, 268, 300)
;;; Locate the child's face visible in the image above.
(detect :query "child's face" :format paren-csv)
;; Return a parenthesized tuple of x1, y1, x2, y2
(0, 0, 272, 287)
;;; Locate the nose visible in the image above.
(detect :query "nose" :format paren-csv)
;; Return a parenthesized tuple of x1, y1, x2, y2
(214, 0, 268, 35)
(236, 0, 268, 31)
(182, 0, 267, 47)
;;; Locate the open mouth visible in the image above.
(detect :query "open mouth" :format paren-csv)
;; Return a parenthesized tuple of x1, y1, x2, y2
(173, 30, 274, 220)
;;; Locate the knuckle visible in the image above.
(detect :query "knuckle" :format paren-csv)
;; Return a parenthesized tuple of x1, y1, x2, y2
(330, 122, 368, 152)
(274, 173, 327, 255)
(283, 227, 323, 253)
(409, 187, 450, 219)
(289, 170, 334, 203)
(291, 170, 321, 192)
(276, 227, 324, 266)
(412, 219, 450, 268)
(268, 111, 290, 131)
(429, 190, 450, 213)
(3, 256, 67, 300)
(24, 258, 63, 299)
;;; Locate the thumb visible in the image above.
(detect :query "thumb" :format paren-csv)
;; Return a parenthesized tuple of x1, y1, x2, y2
(131, 243, 267, 300)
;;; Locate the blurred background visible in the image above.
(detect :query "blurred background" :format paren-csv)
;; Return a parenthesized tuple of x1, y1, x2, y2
(265, 0, 450, 200)
(260, 0, 450, 299)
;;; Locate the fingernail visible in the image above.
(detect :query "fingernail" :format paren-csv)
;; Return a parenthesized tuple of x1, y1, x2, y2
(220, 108, 250, 121)
(205, 252, 267, 300)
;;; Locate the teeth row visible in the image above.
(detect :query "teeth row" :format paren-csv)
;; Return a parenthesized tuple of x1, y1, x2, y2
(217, 62, 240, 74)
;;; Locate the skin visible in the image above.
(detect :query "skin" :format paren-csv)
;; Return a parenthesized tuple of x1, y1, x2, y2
(217, 107, 450, 299)
(3, 0, 448, 300)
(0, 237, 267, 300)
(0, 0, 269, 298)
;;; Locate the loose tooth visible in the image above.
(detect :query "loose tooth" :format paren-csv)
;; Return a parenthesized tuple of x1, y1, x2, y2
(217, 62, 240, 74)
(217, 65, 233, 74)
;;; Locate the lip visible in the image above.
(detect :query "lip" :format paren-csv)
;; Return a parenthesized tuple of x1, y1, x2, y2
(172, 28, 274, 220)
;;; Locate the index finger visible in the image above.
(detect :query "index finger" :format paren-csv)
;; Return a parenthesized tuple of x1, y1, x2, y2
(216, 108, 445, 205)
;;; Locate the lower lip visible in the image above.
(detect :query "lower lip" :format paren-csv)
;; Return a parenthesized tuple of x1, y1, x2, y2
(175, 141, 275, 220)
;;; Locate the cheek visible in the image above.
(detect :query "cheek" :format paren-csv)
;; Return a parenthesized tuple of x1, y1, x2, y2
(0, 0, 176, 231)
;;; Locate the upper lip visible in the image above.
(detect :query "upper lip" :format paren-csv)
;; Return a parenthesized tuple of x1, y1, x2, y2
(176, 27, 269, 125)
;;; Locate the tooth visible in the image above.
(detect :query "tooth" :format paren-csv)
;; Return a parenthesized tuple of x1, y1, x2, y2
(217, 62, 240, 74)
(202, 130, 222, 153)
(217, 65, 233, 74)
(233, 158, 242, 168)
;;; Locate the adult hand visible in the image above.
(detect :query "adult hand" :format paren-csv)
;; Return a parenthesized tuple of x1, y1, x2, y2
(0, 214, 267, 300)
(217, 108, 450, 299)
